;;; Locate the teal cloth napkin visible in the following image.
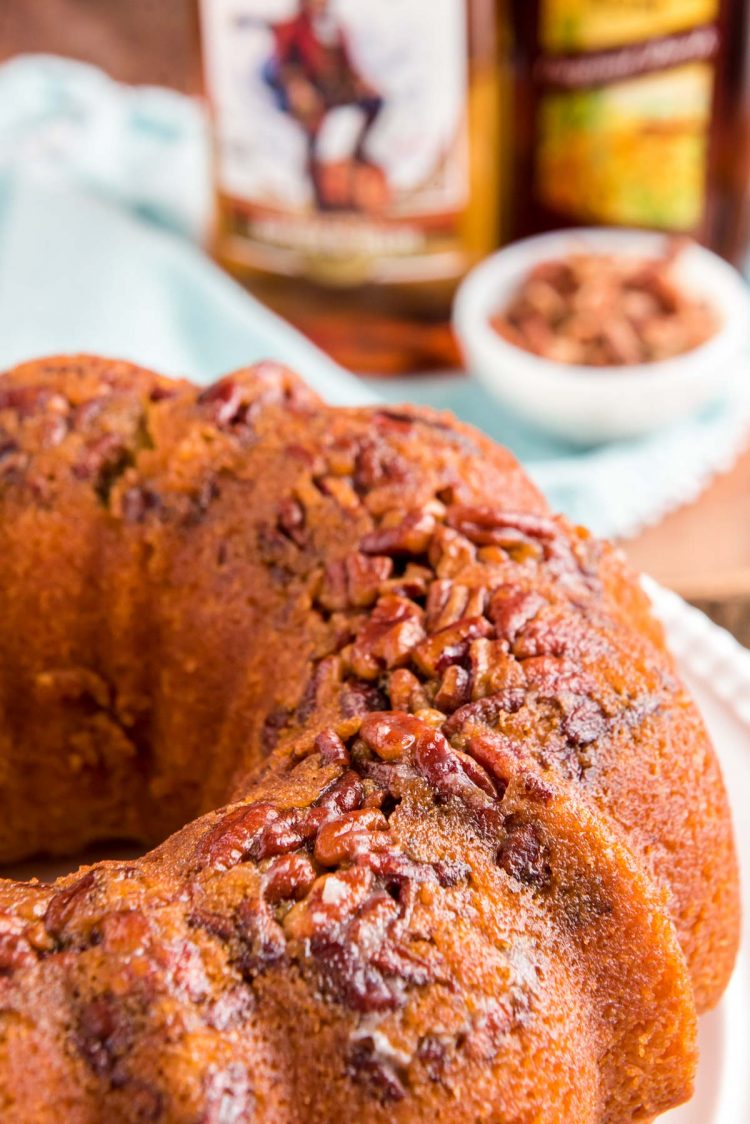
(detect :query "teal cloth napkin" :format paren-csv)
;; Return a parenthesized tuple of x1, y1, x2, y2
(2, 54, 749, 539)
(0, 173, 372, 406)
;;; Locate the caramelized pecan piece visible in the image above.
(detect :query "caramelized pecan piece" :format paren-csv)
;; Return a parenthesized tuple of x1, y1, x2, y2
(236, 899, 286, 977)
(263, 854, 317, 903)
(347, 1036, 407, 1102)
(497, 820, 551, 888)
(360, 511, 436, 557)
(318, 553, 393, 611)
(348, 596, 425, 679)
(412, 616, 492, 678)
(0, 915, 36, 975)
(314, 809, 389, 866)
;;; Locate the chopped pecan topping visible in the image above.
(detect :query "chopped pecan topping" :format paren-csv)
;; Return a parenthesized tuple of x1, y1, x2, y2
(198, 378, 247, 427)
(0, 915, 36, 975)
(360, 511, 436, 557)
(277, 497, 307, 547)
(432, 858, 471, 887)
(348, 596, 425, 680)
(318, 553, 393, 611)
(315, 473, 361, 512)
(314, 899, 429, 1013)
(340, 680, 389, 718)
(414, 726, 495, 807)
(95, 910, 151, 955)
(426, 581, 486, 633)
(497, 821, 551, 888)
(433, 664, 471, 712)
(412, 615, 492, 678)
(118, 484, 161, 523)
(360, 712, 418, 762)
(45, 870, 99, 942)
(451, 748, 500, 799)
(490, 243, 719, 365)
(458, 733, 518, 798)
(198, 803, 279, 872)
(74, 993, 132, 1081)
(446, 506, 556, 551)
(442, 691, 526, 738)
(382, 563, 432, 600)
(359, 712, 498, 808)
(353, 438, 408, 493)
(198, 802, 331, 871)
(263, 853, 317, 903)
(428, 525, 476, 578)
(314, 729, 350, 766)
(314, 809, 389, 866)
(284, 867, 374, 943)
(0, 434, 19, 464)
(197, 365, 314, 433)
(188, 909, 236, 944)
(417, 1034, 452, 1081)
(489, 587, 546, 645)
(511, 610, 596, 661)
(261, 706, 294, 751)
(251, 808, 325, 862)
(74, 434, 132, 504)
(562, 696, 608, 748)
(387, 668, 429, 713)
(346, 1035, 407, 1102)
(236, 899, 286, 977)
(315, 770, 365, 814)
(519, 772, 555, 804)
(469, 638, 524, 701)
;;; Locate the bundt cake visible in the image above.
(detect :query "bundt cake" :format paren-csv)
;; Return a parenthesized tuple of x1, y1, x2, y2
(0, 355, 739, 1123)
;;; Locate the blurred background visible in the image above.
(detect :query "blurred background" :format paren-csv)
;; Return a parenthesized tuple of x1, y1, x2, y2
(2, 0, 750, 641)
(0, 2, 201, 92)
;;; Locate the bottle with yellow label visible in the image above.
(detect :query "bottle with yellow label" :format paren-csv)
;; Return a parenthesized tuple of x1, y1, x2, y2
(509, 0, 750, 264)
(199, 0, 507, 373)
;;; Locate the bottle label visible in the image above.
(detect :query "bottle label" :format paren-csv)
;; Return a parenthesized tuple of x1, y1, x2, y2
(200, 0, 470, 284)
(534, 1, 721, 230)
(541, 0, 719, 53)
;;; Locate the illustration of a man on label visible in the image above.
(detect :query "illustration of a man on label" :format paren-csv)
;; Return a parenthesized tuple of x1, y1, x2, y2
(259, 0, 387, 212)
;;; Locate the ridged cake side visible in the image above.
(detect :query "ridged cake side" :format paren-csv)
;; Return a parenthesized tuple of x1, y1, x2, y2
(0, 356, 739, 1122)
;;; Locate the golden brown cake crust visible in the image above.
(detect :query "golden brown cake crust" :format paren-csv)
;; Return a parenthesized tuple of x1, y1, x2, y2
(0, 356, 740, 1122)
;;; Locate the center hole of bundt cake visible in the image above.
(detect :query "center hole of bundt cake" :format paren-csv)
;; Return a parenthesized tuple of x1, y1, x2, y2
(0, 841, 146, 884)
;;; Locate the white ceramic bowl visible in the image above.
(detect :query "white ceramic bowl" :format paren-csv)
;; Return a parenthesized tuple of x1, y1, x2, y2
(453, 228, 750, 445)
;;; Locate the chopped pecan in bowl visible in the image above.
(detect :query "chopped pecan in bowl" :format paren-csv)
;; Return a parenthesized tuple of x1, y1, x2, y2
(490, 240, 719, 368)
(453, 227, 750, 442)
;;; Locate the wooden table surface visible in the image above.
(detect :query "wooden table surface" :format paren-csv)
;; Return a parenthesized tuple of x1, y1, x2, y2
(3, 0, 750, 643)
(626, 442, 750, 641)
